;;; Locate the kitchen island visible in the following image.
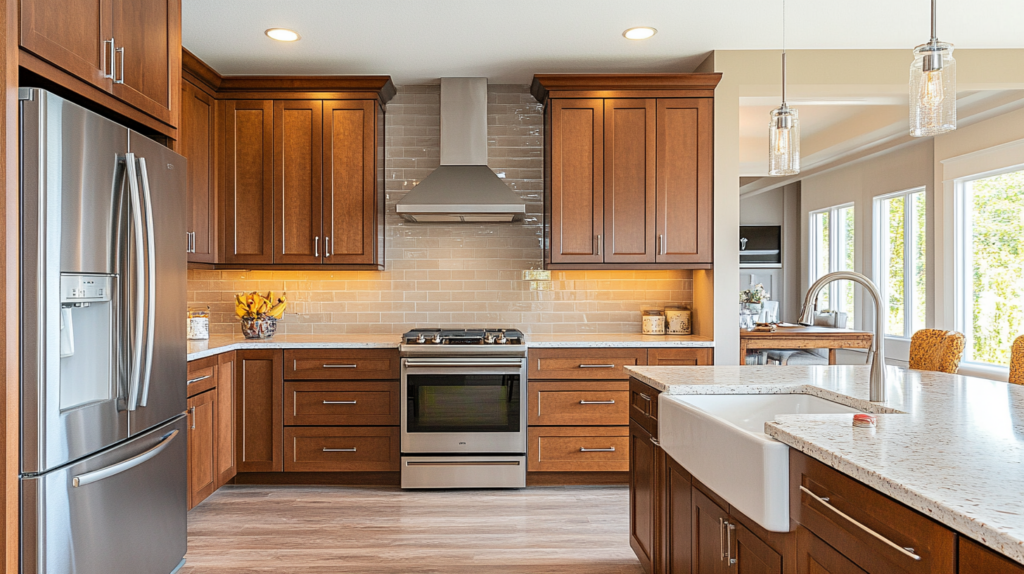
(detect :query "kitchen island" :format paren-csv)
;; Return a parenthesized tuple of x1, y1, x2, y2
(625, 364, 1024, 571)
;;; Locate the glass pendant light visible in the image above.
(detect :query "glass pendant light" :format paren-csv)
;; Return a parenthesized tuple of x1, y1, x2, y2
(910, 0, 955, 137)
(768, 0, 799, 176)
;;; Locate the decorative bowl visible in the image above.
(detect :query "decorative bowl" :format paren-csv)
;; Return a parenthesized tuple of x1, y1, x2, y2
(241, 315, 277, 339)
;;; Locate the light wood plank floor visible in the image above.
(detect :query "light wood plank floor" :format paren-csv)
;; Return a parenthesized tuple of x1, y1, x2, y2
(182, 485, 643, 574)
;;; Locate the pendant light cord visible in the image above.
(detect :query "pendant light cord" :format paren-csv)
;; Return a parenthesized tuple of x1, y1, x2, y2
(781, 0, 787, 106)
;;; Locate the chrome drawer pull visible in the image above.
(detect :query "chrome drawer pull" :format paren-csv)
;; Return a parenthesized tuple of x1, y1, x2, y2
(323, 447, 357, 453)
(579, 447, 615, 452)
(406, 461, 520, 466)
(323, 400, 357, 405)
(579, 364, 615, 368)
(650, 436, 660, 446)
(639, 393, 652, 401)
(580, 400, 615, 405)
(186, 374, 211, 385)
(800, 486, 921, 561)
(726, 522, 736, 565)
(323, 364, 358, 369)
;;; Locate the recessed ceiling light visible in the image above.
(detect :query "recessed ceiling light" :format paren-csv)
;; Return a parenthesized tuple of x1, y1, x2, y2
(265, 28, 300, 42)
(623, 27, 657, 40)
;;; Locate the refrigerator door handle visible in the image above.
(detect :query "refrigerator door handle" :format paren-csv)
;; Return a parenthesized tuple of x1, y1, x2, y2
(125, 153, 145, 411)
(137, 156, 157, 408)
(71, 429, 179, 487)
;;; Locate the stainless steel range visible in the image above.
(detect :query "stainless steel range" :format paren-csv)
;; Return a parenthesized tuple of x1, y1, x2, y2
(400, 328, 527, 489)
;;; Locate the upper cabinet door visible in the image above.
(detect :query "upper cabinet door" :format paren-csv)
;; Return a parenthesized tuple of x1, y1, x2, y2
(322, 100, 377, 265)
(273, 100, 324, 265)
(223, 100, 274, 265)
(109, 0, 179, 126)
(604, 99, 656, 263)
(181, 82, 216, 264)
(656, 98, 713, 264)
(550, 99, 604, 264)
(20, 0, 113, 90)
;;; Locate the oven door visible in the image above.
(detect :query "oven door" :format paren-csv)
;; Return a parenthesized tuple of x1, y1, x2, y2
(401, 357, 527, 454)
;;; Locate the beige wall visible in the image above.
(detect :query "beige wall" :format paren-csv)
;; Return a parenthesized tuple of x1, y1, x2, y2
(188, 84, 694, 335)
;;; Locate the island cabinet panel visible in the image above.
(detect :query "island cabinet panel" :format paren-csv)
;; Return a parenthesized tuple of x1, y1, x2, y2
(215, 351, 236, 486)
(661, 451, 692, 574)
(223, 100, 275, 264)
(959, 537, 1024, 574)
(648, 348, 713, 366)
(796, 527, 867, 574)
(628, 378, 660, 438)
(186, 388, 217, 510)
(549, 99, 604, 264)
(629, 419, 660, 574)
(235, 350, 283, 472)
(527, 380, 628, 426)
(273, 100, 323, 264)
(790, 451, 956, 574)
(604, 99, 656, 263)
(732, 519, 783, 574)
(181, 80, 217, 264)
(528, 348, 646, 380)
(692, 486, 731, 574)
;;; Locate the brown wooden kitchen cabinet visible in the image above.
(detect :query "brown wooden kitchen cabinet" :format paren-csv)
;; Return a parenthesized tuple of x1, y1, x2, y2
(235, 350, 283, 473)
(629, 418, 661, 574)
(181, 80, 217, 263)
(274, 100, 324, 264)
(532, 74, 721, 269)
(222, 99, 275, 265)
(19, 0, 181, 133)
(662, 456, 692, 574)
(186, 388, 216, 510)
(215, 352, 237, 485)
(959, 537, 1024, 574)
(692, 487, 732, 574)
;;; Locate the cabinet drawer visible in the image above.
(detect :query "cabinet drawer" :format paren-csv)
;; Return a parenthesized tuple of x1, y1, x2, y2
(628, 378, 660, 438)
(284, 381, 400, 426)
(187, 356, 217, 397)
(528, 348, 646, 380)
(528, 426, 628, 472)
(283, 349, 400, 380)
(283, 426, 400, 472)
(648, 347, 712, 366)
(528, 381, 628, 426)
(791, 451, 956, 574)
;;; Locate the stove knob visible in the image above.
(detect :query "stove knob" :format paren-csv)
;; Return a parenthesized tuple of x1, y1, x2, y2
(484, 333, 496, 344)
(432, 333, 442, 344)
(416, 333, 426, 344)
(496, 333, 507, 344)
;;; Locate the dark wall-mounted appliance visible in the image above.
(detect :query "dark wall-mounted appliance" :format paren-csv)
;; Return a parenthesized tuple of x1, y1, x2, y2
(739, 226, 782, 268)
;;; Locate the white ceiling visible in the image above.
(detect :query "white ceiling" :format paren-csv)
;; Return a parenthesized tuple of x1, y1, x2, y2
(182, 0, 1024, 84)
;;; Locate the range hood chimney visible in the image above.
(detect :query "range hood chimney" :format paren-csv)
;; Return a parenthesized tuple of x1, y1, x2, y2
(396, 78, 527, 223)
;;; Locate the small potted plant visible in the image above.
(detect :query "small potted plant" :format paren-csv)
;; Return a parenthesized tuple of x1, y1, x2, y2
(740, 284, 770, 314)
(235, 291, 286, 339)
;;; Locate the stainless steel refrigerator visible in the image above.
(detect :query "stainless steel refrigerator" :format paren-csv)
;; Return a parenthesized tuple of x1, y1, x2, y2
(19, 88, 188, 574)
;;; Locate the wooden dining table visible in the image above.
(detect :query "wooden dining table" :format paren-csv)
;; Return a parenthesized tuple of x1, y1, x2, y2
(739, 325, 873, 365)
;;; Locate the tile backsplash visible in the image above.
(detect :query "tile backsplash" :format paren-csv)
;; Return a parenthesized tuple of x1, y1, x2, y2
(187, 84, 693, 335)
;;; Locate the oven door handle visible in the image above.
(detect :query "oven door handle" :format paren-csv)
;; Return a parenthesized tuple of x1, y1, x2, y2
(403, 361, 524, 368)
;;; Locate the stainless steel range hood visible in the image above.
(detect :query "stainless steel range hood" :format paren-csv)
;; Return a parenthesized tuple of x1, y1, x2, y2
(396, 78, 526, 223)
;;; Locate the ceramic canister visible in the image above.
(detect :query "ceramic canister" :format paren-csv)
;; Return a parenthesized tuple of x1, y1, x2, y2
(642, 309, 666, 335)
(666, 307, 691, 335)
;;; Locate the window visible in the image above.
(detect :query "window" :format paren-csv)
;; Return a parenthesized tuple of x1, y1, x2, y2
(809, 204, 855, 323)
(955, 167, 1024, 367)
(873, 188, 926, 339)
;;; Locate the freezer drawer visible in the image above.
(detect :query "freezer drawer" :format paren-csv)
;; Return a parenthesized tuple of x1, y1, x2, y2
(21, 415, 187, 574)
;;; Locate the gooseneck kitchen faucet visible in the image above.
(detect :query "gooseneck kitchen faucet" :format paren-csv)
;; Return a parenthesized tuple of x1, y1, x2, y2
(798, 271, 888, 402)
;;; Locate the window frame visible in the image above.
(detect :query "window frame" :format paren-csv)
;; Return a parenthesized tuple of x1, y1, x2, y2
(808, 202, 855, 322)
(872, 187, 926, 341)
(953, 162, 1024, 368)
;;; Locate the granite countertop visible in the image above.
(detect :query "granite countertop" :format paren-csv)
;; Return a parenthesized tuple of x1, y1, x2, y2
(624, 364, 1024, 564)
(187, 333, 714, 361)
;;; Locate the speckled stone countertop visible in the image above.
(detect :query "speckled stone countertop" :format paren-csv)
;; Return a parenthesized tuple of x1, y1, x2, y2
(187, 333, 714, 361)
(624, 365, 1024, 564)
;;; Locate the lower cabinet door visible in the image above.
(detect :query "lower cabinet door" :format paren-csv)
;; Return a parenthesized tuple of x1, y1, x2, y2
(733, 520, 782, 574)
(283, 426, 400, 472)
(188, 389, 217, 509)
(796, 527, 867, 574)
(692, 487, 731, 574)
(216, 351, 237, 486)
(662, 456, 692, 574)
(629, 420, 658, 573)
